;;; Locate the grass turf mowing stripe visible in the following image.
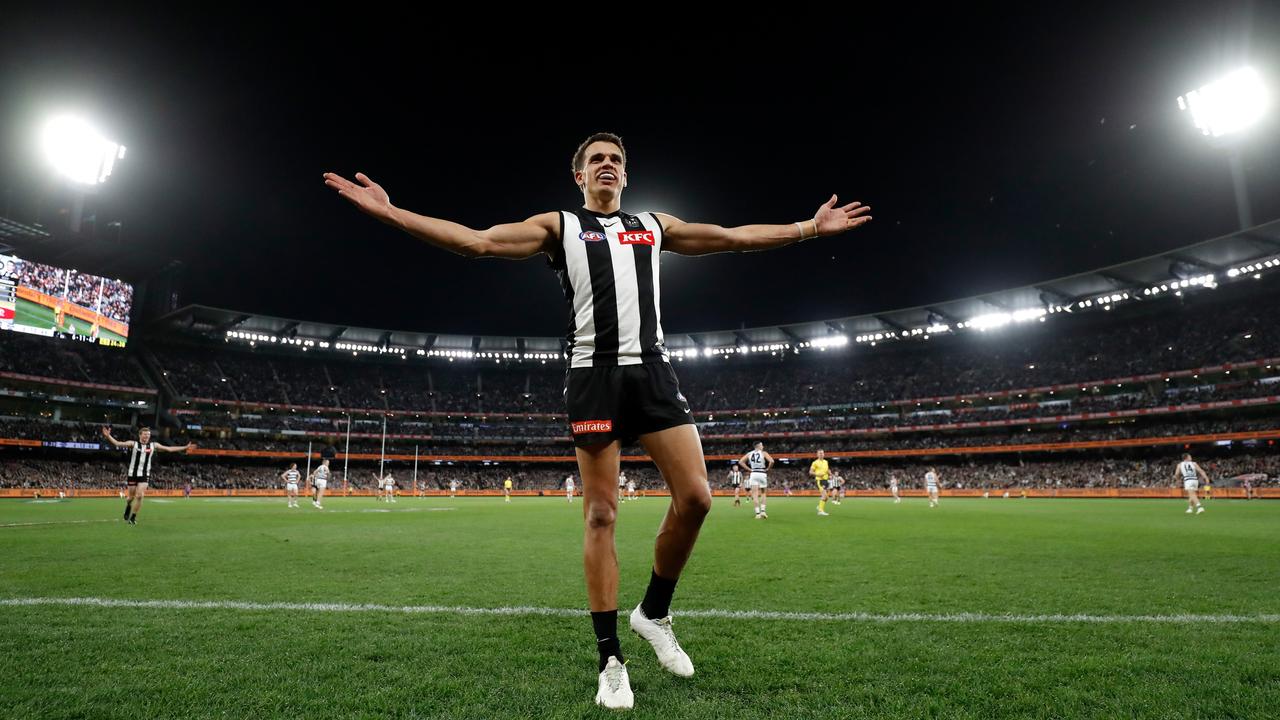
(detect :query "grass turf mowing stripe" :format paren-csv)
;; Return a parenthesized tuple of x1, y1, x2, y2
(4, 596, 1277, 624)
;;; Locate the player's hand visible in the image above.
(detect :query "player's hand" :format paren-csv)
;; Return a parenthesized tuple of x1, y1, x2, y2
(186, 443, 196, 452)
(100, 427, 111, 438)
(814, 195, 871, 237)
(323, 172, 393, 220)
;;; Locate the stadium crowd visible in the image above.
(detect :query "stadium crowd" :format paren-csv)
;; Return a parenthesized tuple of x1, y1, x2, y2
(16, 260, 133, 323)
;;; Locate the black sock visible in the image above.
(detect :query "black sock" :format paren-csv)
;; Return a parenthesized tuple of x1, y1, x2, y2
(641, 569, 678, 620)
(124, 502, 131, 519)
(591, 610, 622, 672)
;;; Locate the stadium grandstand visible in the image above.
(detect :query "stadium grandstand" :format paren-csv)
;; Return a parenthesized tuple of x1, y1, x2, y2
(4, 219, 1280, 498)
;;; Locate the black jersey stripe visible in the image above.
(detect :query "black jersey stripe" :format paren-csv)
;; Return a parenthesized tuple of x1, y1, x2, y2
(577, 211, 620, 366)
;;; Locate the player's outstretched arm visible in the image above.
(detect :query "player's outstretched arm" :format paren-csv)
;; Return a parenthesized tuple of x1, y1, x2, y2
(658, 195, 871, 256)
(100, 427, 132, 449)
(155, 442, 194, 453)
(322, 172, 557, 259)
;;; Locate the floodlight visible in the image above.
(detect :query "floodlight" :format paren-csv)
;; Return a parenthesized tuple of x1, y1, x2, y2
(42, 116, 126, 185)
(1178, 67, 1268, 137)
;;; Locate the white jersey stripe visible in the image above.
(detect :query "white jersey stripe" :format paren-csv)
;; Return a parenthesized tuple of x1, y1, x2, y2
(560, 212, 597, 364)
(608, 216, 643, 363)
(646, 213, 666, 351)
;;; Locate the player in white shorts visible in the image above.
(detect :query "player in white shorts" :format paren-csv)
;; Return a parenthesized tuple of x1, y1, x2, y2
(309, 459, 330, 509)
(449, 479, 459, 498)
(889, 473, 901, 503)
(380, 472, 396, 503)
(281, 463, 301, 508)
(925, 468, 939, 507)
(618, 471, 628, 503)
(626, 478, 637, 501)
(830, 470, 845, 505)
(737, 441, 774, 519)
(1175, 453, 1208, 515)
(566, 474, 576, 503)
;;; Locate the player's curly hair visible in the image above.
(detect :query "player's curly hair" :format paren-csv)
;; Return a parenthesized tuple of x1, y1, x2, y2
(572, 132, 626, 173)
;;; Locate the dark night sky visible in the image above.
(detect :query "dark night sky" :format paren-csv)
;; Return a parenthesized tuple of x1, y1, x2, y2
(2, 5, 1278, 338)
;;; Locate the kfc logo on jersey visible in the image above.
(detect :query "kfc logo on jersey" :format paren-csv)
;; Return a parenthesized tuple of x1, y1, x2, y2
(579, 231, 607, 243)
(571, 420, 613, 434)
(618, 231, 656, 246)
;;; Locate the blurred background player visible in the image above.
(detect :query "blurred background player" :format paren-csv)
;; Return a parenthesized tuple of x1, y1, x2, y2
(830, 469, 845, 505)
(1176, 453, 1208, 515)
(309, 459, 330, 509)
(618, 470, 628, 503)
(282, 463, 301, 508)
(100, 426, 193, 525)
(450, 479, 459, 498)
(626, 476, 638, 501)
(926, 467, 940, 507)
(889, 473, 901, 504)
(738, 442, 773, 519)
(53, 297, 67, 333)
(383, 472, 396, 503)
(566, 474, 576, 503)
(810, 449, 831, 516)
(503, 475, 513, 503)
(728, 465, 743, 507)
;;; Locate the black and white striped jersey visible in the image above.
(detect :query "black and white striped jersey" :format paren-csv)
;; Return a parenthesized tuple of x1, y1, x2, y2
(548, 209, 669, 369)
(126, 442, 156, 479)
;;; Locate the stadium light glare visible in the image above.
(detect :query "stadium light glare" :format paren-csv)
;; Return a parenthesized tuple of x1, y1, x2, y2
(42, 115, 127, 185)
(1178, 67, 1269, 138)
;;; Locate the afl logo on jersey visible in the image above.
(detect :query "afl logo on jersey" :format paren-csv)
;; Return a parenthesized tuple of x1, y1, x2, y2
(579, 231, 606, 243)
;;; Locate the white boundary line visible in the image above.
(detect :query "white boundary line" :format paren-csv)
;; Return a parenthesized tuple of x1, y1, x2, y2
(0, 519, 119, 529)
(1, 596, 1276, 624)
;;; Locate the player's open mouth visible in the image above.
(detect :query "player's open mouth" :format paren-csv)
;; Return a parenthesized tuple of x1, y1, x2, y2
(598, 172, 617, 182)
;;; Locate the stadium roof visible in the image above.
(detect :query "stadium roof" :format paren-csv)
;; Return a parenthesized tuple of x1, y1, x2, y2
(150, 218, 1280, 355)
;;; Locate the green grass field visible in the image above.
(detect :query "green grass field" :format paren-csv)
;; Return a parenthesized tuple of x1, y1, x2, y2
(15, 297, 128, 344)
(2, 496, 1277, 719)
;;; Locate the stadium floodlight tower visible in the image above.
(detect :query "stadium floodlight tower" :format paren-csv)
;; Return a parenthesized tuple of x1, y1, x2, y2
(40, 115, 127, 233)
(1177, 67, 1270, 230)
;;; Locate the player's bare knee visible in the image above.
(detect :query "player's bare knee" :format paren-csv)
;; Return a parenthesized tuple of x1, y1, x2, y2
(677, 490, 712, 520)
(585, 502, 617, 531)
